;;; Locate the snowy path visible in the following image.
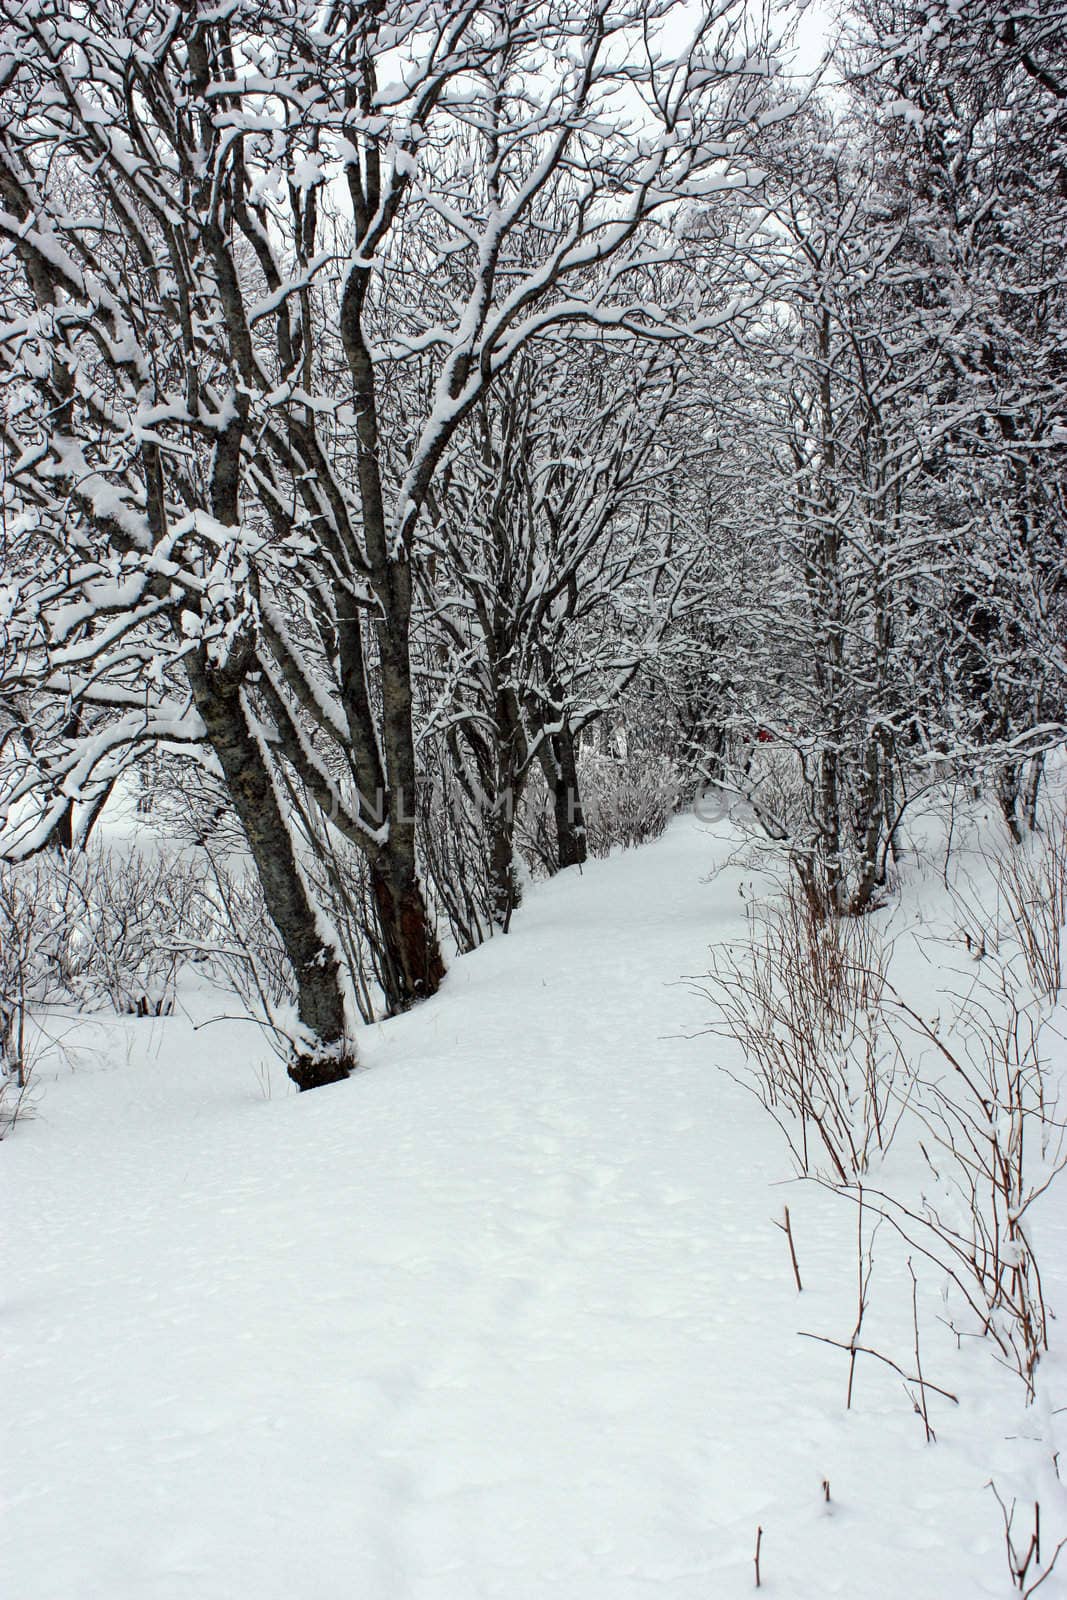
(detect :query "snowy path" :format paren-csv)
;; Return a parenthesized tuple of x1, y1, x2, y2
(3, 816, 1063, 1598)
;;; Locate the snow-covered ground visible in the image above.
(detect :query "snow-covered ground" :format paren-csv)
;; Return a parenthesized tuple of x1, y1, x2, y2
(4, 810, 1067, 1598)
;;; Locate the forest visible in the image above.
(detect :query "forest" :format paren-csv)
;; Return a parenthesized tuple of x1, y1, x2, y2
(2, 2, 1066, 1597)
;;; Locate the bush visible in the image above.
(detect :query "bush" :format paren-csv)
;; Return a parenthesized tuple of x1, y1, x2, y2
(0, 848, 205, 1038)
(579, 749, 683, 856)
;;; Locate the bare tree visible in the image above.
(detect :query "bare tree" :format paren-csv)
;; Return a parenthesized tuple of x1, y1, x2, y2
(0, 0, 788, 1078)
(843, 0, 1067, 835)
(420, 335, 701, 927)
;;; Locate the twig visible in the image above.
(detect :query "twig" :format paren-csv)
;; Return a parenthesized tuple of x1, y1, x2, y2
(798, 1332, 959, 1404)
(909, 1259, 935, 1442)
(847, 1187, 870, 1409)
(1024, 1542, 1067, 1599)
(773, 1205, 803, 1291)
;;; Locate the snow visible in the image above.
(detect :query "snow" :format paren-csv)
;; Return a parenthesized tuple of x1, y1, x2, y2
(4, 812, 1067, 1599)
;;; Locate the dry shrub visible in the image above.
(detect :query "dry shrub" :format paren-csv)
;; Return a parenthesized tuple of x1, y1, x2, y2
(991, 802, 1067, 1004)
(861, 975, 1064, 1399)
(706, 845, 1067, 1400)
(703, 882, 909, 1183)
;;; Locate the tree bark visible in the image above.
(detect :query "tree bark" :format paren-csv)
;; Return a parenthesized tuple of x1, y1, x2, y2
(485, 689, 527, 929)
(342, 245, 446, 1011)
(541, 725, 587, 871)
(486, 788, 523, 931)
(187, 655, 355, 1090)
(368, 851, 446, 1010)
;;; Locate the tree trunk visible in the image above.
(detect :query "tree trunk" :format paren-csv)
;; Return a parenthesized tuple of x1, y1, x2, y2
(996, 763, 1024, 845)
(487, 793, 522, 931)
(188, 657, 355, 1091)
(369, 852, 446, 1011)
(46, 801, 75, 853)
(541, 725, 587, 871)
(848, 729, 888, 917)
(485, 692, 526, 930)
(1022, 753, 1044, 834)
(339, 229, 448, 1011)
(815, 744, 844, 918)
(372, 577, 446, 1009)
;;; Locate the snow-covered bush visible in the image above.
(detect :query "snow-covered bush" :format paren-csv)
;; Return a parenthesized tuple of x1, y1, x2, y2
(188, 858, 297, 1027)
(61, 850, 204, 1016)
(0, 861, 55, 1094)
(0, 848, 204, 1033)
(415, 752, 500, 952)
(515, 747, 683, 876)
(133, 753, 387, 1020)
(0, 837, 386, 1088)
(294, 820, 388, 1024)
(578, 750, 683, 858)
(514, 773, 560, 879)
(0, 847, 212, 1128)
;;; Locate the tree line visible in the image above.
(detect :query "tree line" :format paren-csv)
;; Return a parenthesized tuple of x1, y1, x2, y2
(1, 0, 1063, 1086)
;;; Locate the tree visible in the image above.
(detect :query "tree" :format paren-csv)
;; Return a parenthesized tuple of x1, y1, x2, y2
(0, 0, 790, 1080)
(843, 0, 1067, 834)
(687, 112, 967, 913)
(420, 335, 699, 931)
